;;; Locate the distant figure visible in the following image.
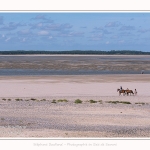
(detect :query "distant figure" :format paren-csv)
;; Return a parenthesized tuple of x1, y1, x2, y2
(134, 89, 137, 95)
(141, 70, 144, 74)
(120, 86, 122, 91)
(126, 89, 134, 96)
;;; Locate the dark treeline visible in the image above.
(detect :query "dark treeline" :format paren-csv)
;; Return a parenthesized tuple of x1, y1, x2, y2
(0, 50, 150, 55)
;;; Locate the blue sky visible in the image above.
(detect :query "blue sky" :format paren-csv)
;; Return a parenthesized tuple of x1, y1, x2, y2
(0, 12, 150, 51)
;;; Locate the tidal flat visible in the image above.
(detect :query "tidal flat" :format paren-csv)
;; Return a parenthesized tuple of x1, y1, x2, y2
(0, 55, 150, 75)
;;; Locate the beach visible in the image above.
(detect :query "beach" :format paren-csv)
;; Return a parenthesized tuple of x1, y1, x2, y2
(0, 74, 150, 137)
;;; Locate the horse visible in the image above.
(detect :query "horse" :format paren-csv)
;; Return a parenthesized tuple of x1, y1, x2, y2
(125, 90, 134, 96)
(117, 89, 126, 96)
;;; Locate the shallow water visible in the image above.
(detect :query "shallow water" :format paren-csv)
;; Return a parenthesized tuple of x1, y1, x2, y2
(0, 68, 148, 76)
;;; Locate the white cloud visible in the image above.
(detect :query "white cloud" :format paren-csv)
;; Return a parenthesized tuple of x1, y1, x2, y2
(29, 23, 43, 29)
(31, 15, 47, 20)
(0, 22, 26, 31)
(89, 33, 104, 41)
(18, 29, 31, 35)
(106, 41, 109, 44)
(111, 35, 118, 39)
(105, 21, 121, 27)
(42, 23, 72, 31)
(38, 30, 49, 35)
(37, 23, 43, 27)
(138, 28, 150, 33)
(31, 15, 53, 23)
(120, 26, 135, 31)
(93, 27, 112, 34)
(118, 40, 125, 44)
(48, 36, 53, 39)
(22, 38, 26, 42)
(59, 31, 84, 37)
(5, 37, 11, 42)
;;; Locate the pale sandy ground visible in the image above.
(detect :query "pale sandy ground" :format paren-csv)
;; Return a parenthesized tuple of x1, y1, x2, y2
(0, 75, 150, 138)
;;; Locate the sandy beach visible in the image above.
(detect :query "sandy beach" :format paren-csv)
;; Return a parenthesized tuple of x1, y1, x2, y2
(0, 74, 150, 137)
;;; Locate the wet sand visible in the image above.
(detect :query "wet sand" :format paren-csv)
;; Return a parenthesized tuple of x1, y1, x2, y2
(0, 55, 150, 73)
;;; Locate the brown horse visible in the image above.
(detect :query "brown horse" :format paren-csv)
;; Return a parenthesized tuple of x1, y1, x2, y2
(117, 89, 126, 96)
(125, 90, 134, 96)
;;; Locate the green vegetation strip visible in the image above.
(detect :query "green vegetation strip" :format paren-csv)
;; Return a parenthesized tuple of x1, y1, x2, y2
(15, 98, 23, 101)
(1, 98, 134, 105)
(57, 99, 68, 102)
(89, 100, 97, 103)
(51, 100, 57, 103)
(88, 100, 103, 103)
(41, 99, 46, 101)
(30, 98, 36, 101)
(106, 101, 131, 104)
(74, 99, 82, 104)
(135, 102, 146, 105)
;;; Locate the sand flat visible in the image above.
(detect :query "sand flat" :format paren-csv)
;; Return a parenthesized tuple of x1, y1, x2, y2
(0, 74, 150, 137)
(0, 75, 150, 97)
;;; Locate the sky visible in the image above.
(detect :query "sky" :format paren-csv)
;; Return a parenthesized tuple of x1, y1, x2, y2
(0, 12, 150, 51)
